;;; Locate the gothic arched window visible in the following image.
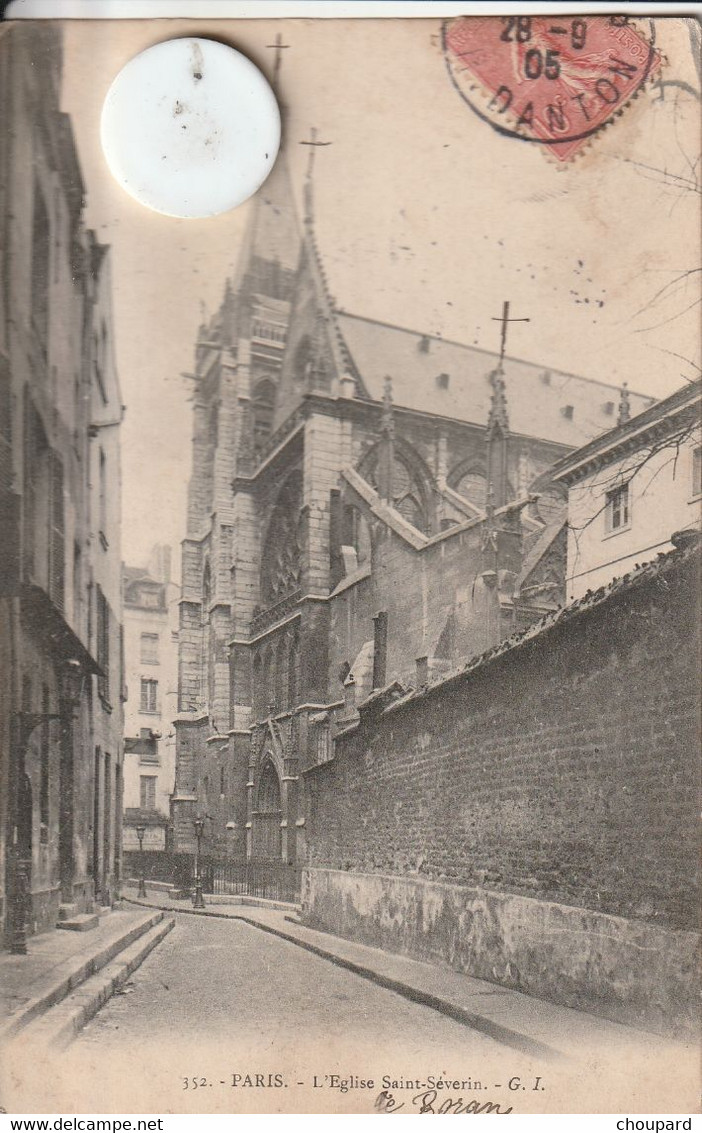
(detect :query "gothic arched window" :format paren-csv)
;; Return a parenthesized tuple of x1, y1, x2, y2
(287, 630, 300, 708)
(260, 471, 303, 608)
(252, 651, 262, 717)
(292, 335, 312, 387)
(202, 559, 212, 611)
(359, 443, 431, 535)
(253, 379, 275, 454)
(454, 467, 488, 510)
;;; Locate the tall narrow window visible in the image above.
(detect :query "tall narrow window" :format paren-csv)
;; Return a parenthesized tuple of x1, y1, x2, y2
(692, 446, 701, 499)
(605, 483, 630, 533)
(140, 678, 158, 713)
(73, 541, 82, 630)
(31, 184, 50, 360)
(96, 585, 110, 702)
(140, 775, 156, 810)
(48, 450, 64, 610)
(140, 633, 159, 664)
(23, 396, 48, 585)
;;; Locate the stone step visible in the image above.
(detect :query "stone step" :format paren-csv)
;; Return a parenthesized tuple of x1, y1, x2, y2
(57, 904, 78, 922)
(17, 918, 176, 1051)
(56, 914, 99, 933)
(0, 910, 165, 1044)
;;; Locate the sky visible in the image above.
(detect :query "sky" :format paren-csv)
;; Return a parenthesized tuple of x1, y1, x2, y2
(60, 17, 701, 574)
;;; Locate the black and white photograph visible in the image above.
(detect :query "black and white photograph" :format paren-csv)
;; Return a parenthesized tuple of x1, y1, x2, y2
(0, 11, 700, 1116)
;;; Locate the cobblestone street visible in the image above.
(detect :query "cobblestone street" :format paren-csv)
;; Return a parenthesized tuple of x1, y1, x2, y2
(3, 913, 545, 1114)
(4, 912, 697, 1115)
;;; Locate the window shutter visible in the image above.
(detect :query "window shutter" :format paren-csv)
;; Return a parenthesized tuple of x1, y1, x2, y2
(49, 449, 65, 610)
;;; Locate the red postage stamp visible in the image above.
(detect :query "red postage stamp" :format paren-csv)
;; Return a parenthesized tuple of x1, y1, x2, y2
(442, 15, 661, 162)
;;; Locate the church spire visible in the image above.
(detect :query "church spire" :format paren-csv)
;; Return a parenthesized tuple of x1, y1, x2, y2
(378, 375, 395, 503)
(483, 300, 527, 510)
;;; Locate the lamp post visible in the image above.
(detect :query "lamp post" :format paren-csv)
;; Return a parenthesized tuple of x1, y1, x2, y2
(8, 659, 84, 955)
(192, 816, 206, 909)
(135, 825, 147, 897)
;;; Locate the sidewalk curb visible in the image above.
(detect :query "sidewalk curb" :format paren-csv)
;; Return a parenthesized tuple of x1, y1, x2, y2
(0, 910, 165, 1044)
(19, 917, 176, 1051)
(123, 896, 560, 1062)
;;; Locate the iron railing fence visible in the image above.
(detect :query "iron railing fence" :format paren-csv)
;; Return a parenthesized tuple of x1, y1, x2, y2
(202, 858, 300, 903)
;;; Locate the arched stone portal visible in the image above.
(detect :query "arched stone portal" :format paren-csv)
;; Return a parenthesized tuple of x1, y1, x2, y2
(252, 758, 282, 861)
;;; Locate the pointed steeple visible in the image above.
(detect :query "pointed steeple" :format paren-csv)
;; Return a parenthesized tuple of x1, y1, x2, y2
(487, 366, 510, 435)
(378, 375, 395, 503)
(486, 366, 510, 510)
(617, 382, 631, 427)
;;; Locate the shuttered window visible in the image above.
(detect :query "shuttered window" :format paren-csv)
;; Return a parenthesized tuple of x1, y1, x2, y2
(48, 450, 64, 610)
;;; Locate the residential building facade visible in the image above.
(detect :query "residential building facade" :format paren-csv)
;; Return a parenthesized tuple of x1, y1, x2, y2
(0, 23, 123, 947)
(171, 152, 653, 871)
(122, 546, 179, 852)
(551, 380, 701, 600)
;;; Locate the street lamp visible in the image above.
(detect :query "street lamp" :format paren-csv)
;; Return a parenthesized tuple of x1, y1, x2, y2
(135, 824, 147, 897)
(8, 658, 85, 955)
(192, 816, 206, 909)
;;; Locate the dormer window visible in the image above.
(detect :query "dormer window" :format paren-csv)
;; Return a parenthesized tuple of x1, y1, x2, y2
(561, 405, 574, 420)
(418, 335, 430, 353)
(436, 372, 450, 390)
(603, 401, 615, 416)
(540, 371, 551, 385)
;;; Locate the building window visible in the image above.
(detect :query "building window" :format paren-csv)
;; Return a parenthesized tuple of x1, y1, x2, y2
(315, 724, 331, 765)
(96, 586, 110, 702)
(31, 184, 50, 358)
(140, 678, 158, 713)
(48, 450, 65, 610)
(140, 775, 156, 810)
(605, 482, 630, 533)
(139, 587, 161, 608)
(140, 633, 159, 665)
(692, 446, 701, 499)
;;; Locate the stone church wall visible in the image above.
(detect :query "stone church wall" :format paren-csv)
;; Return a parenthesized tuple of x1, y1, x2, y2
(304, 545, 700, 1030)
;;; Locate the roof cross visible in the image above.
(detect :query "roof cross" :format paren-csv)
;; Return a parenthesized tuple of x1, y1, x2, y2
(266, 33, 290, 88)
(491, 300, 530, 367)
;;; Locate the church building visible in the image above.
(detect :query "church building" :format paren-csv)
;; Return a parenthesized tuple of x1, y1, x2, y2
(171, 149, 652, 872)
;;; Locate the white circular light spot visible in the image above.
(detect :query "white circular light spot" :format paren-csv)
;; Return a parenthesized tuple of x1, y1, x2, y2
(101, 38, 280, 218)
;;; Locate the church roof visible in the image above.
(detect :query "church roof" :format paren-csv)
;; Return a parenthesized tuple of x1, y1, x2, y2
(335, 311, 654, 447)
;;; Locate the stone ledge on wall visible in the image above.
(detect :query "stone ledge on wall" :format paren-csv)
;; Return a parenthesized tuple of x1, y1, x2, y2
(301, 867, 699, 1037)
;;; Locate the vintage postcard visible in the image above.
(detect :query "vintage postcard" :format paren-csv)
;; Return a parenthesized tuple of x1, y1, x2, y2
(0, 13, 700, 1117)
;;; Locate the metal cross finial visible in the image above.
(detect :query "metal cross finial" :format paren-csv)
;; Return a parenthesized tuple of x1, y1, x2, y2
(300, 126, 333, 179)
(491, 301, 530, 366)
(266, 33, 290, 87)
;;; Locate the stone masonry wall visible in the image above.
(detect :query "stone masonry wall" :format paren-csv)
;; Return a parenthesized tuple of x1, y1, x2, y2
(307, 547, 700, 933)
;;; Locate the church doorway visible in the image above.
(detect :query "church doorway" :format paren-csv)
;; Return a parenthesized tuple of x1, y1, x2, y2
(252, 759, 282, 861)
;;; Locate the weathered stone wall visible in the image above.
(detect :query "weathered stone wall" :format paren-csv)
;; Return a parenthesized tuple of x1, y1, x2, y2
(304, 546, 701, 1028)
(302, 869, 698, 1034)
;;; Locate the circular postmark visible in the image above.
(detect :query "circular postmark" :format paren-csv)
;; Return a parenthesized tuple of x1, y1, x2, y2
(442, 15, 660, 162)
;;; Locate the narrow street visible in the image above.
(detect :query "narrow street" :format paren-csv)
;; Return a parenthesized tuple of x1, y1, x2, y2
(6, 914, 543, 1115)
